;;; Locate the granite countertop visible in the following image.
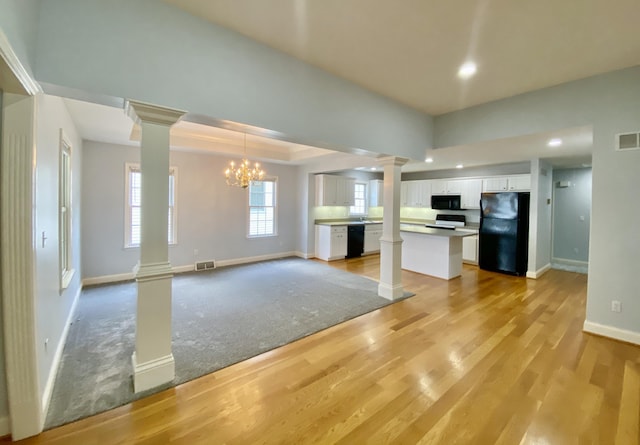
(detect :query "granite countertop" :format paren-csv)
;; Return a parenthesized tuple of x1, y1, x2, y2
(315, 220, 383, 226)
(400, 224, 475, 238)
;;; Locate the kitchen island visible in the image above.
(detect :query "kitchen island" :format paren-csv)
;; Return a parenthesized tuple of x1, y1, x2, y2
(400, 224, 474, 280)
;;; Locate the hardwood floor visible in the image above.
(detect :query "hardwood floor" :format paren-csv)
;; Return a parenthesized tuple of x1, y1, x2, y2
(6, 256, 640, 444)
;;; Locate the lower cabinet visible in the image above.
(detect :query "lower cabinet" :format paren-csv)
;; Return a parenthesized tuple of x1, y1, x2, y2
(462, 233, 478, 264)
(315, 225, 347, 261)
(364, 224, 383, 254)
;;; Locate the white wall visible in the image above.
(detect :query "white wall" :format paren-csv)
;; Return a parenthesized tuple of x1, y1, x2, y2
(0, 0, 39, 77)
(81, 142, 300, 279)
(34, 0, 432, 161)
(435, 66, 640, 338)
(34, 94, 83, 412)
(552, 168, 592, 263)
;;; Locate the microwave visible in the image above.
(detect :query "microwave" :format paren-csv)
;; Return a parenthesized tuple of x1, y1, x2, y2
(431, 194, 462, 210)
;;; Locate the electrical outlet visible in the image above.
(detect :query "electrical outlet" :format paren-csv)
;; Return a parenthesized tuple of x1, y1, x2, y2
(611, 300, 622, 313)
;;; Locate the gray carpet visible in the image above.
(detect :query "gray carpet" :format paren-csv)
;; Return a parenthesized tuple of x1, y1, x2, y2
(45, 257, 412, 429)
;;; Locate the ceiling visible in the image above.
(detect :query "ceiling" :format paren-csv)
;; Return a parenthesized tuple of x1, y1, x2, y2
(164, 0, 640, 115)
(66, 1, 618, 172)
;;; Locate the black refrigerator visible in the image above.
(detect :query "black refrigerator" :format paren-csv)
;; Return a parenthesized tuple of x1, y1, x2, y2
(479, 192, 530, 276)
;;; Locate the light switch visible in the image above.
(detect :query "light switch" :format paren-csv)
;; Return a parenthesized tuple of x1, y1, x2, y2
(579, 215, 585, 221)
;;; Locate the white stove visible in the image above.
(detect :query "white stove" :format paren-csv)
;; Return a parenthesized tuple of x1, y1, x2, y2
(426, 214, 467, 230)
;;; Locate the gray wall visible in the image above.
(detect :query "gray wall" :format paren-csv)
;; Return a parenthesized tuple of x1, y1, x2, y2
(34, 94, 83, 409)
(552, 168, 592, 263)
(35, 0, 432, 161)
(0, 0, 40, 77)
(527, 159, 553, 273)
(81, 142, 300, 279)
(436, 66, 640, 334)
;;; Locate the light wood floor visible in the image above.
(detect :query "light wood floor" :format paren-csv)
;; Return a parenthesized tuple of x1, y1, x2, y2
(6, 256, 640, 444)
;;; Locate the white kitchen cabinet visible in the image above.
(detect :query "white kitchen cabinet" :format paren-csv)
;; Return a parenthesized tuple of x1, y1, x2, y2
(364, 224, 383, 254)
(445, 180, 464, 195)
(315, 225, 347, 261)
(315, 175, 355, 206)
(461, 179, 483, 209)
(401, 180, 431, 207)
(369, 179, 384, 207)
(462, 234, 478, 264)
(507, 175, 531, 191)
(431, 180, 448, 195)
(483, 175, 531, 192)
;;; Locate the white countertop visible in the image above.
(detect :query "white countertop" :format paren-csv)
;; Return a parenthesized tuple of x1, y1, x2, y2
(400, 224, 474, 238)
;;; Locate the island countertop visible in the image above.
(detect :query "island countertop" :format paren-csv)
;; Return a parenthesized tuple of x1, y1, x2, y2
(399, 224, 475, 238)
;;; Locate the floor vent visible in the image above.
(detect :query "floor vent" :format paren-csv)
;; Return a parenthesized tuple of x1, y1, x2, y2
(616, 132, 640, 151)
(195, 260, 216, 271)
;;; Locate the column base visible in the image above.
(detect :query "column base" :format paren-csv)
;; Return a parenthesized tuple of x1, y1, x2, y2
(132, 352, 175, 393)
(378, 282, 405, 300)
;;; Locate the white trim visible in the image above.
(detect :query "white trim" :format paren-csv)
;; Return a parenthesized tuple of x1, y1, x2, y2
(132, 353, 175, 393)
(215, 251, 296, 268)
(551, 257, 588, 268)
(526, 263, 551, 279)
(0, 29, 42, 95)
(0, 416, 9, 437)
(40, 286, 81, 422)
(294, 251, 314, 259)
(82, 254, 300, 286)
(583, 321, 640, 346)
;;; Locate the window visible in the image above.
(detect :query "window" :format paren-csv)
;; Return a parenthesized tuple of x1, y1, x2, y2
(350, 182, 367, 215)
(125, 163, 177, 247)
(59, 130, 74, 289)
(248, 178, 276, 237)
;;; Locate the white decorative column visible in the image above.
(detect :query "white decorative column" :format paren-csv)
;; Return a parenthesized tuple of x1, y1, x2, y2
(378, 156, 409, 300)
(1, 93, 42, 440)
(125, 100, 185, 393)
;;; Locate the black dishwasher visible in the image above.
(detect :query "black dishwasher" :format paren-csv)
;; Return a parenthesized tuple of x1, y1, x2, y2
(346, 225, 365, 258)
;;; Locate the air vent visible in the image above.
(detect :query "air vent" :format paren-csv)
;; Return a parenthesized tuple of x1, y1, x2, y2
(195, 260, 215, 271)
(616, 132, 640, 151)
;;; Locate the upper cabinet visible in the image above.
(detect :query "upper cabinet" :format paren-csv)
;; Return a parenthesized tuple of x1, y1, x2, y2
(460, 179, 483, 209)
(315, 174, 356, 206)
(402, 180, 431, 207)
(369, 179, 384, 207)
(483, 175, 531, 192)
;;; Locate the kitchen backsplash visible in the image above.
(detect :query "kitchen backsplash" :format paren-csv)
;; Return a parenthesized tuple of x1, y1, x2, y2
(313, 205, 479, 223)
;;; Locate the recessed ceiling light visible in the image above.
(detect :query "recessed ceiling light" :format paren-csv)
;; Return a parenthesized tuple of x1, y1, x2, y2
(370, 167, 377, 171)
(425, 157, 434, 163)
(548, 138, 562, 147)
(457, 62, 477, 79)
(456, 164, 464, 169)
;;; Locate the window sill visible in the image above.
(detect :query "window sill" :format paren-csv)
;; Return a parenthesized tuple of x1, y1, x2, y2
(60, 269, 75, 291)
(247, 234, 278, 239)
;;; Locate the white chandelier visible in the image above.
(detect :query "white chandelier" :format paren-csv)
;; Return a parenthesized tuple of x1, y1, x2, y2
(224, 133, 265, 188)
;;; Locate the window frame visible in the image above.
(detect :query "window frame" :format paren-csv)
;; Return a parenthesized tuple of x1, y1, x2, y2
(247, 177, 278, 238)
(124, 163, 178, 248)
(59, 130, 74, 290)
(349, 181, 368, 216)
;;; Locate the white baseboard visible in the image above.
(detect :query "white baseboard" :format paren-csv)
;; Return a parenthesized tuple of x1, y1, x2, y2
(294, 251, 314, 259)
(552, 257, 588, 267)
(132, 353, 175, 393)
(83, 271, 135, 286)
(583, 321, 640, 346)
(215, 251, 297, 268)
(83, 252, 303, 285)
(0, 416, 9, 437)
(526, 263, 551, 279)
(41, 284, 82, 423)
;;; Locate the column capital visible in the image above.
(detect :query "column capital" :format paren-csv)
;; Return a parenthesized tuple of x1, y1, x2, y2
(125, 99, 186, 126)
(377, 156, 409, 167)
